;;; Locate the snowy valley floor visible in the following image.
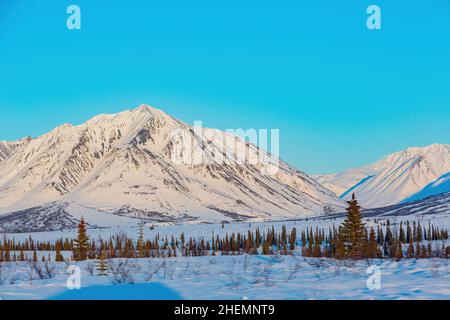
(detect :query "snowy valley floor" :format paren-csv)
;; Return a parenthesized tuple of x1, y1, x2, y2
(0, 255, 449, 300)
(1, 216, 449, 300)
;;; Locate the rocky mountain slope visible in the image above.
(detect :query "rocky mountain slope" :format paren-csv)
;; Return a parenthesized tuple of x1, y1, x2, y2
(0, 105, 344, 229)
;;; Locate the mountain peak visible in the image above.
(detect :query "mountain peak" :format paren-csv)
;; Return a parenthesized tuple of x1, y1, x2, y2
(377, 143, 449, 165)
(403, 143, 448, 154)
(316, 142, 450, 208)
(129, 103, 167, 116)
(132, 104, 172, 121)
(136, 104, 156, 112)
(422, 143, 449, 152)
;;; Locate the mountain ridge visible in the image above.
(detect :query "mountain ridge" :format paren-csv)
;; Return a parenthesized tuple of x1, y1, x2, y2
(0, 104, 345, 227)
(315, 143, 450, 208)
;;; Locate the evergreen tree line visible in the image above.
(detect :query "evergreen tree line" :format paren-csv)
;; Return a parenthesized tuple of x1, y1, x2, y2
(301, 222, 450, 259)
(0, 214, 448, 263)
(302, 194, 450, 259)
(71, 221, 299, 261)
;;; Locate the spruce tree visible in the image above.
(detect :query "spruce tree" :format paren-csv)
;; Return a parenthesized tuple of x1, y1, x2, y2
(407, 235, 415, 258)
(137, 223, 146, 258)
(399, 222, 406, 243)
(262, 240, 270, 255)
(55, 241, 64, 262)
(417, 221, 423, 242)
(289, 228, 296, 252)
(73, 217, 89, 261)
(4, 245, 11, 262)
(341, 193, 366, 258)
(32, 249, 38, 262)
(335, 228, 346, 259)
(395, 240, 403, 259)
(96, 246, 108, 276)
(406, 221, 412, 243)
(368, 227, 378, 258)
(19, 249, 25, 262)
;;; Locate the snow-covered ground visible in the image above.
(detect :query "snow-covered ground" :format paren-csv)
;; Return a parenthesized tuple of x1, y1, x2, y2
(1, 215, 449, 300)
(0, 255, 449, 300)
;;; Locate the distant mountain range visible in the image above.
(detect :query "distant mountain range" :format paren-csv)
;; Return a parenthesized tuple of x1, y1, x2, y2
(0, 105, 344, 228)
(314, 143, 450, 208)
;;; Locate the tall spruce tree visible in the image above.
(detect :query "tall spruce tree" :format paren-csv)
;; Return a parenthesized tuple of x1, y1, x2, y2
(341, 193, 366, 258)
(399, 222, 406, 243)
(335, 227, 346, 259)
(73, 217, 89, 261)
(368, 227, 378, 258)
(137, 223, 146, 258)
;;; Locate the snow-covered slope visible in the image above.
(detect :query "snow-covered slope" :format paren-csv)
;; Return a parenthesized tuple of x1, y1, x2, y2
(0, 105, 344, 228)
(313, 168, 378, 198)
(315, 144, 450, 208)
(0, 137, 31, 163)
(402, 172, 450, 204)
(360, 191, 450, 217)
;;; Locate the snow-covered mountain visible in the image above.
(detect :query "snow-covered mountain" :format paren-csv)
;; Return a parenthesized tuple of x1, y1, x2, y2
(402, 172, 450, 204)
(315, 144, 450, 208)
(0, 137, 31, 163)
(361, 191, 450, 218)
(0, 104, 344, 229)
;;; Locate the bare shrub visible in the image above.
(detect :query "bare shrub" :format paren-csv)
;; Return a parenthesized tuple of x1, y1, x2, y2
(178, 261, 192, 278)
(26, 261, 34, 285)
(8, 273, 21, 285)
(285, 257, 303, 281)
(30, 262, 56, 280)
(223, 269, 242, 289)
(109, 259, 135, 284)
(155, 260, 176, 280)
(0, 263, 7, 285)
(144, 260, 168, 281)
(242, 254, 252, 272)
(43, 262, 57, 279)
(251, 262, 274, 287)
(85, 261, 95, 276)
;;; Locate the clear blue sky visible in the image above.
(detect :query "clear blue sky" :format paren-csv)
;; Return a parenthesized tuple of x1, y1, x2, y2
(1, 0, 449, 174)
